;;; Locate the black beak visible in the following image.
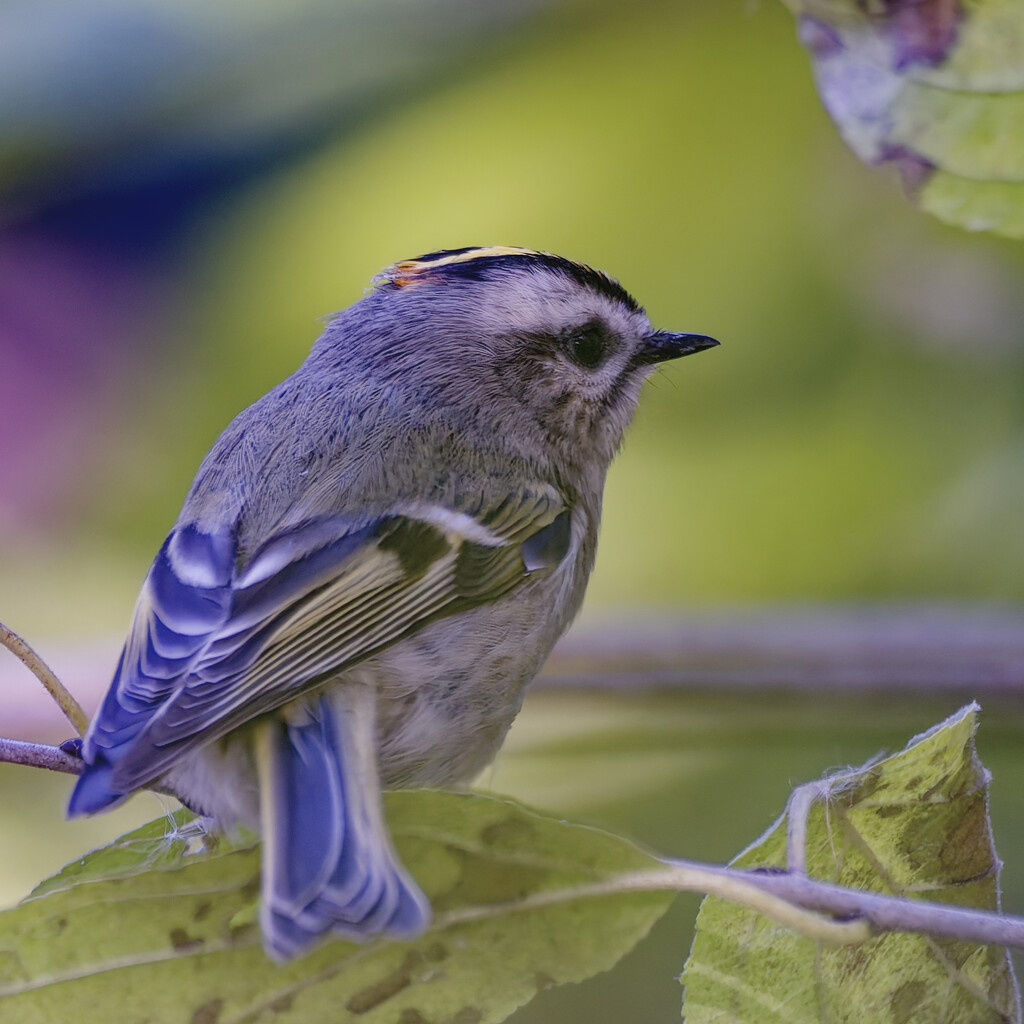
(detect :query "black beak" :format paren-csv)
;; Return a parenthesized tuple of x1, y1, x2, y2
(637, 330, 719, 365)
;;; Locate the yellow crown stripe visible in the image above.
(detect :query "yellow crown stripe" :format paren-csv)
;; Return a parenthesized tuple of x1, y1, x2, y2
(412, 246, 539, 268)
(376, 247, 547, 288)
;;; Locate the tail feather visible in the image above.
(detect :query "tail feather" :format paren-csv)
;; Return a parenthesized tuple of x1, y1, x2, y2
(257, 686, 430, 961)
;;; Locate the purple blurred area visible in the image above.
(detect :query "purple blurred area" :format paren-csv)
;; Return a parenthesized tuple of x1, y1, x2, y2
(0, 226, 171, 534)
(0, 0, 546, 539)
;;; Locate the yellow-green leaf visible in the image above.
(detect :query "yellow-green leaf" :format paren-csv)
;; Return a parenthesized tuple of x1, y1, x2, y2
(681, 704, 1020, 1023)
(0, 790, 672, 1024)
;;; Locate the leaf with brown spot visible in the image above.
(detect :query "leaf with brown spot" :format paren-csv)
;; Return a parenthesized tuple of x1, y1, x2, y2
(346, 949, 428, 1014)
(190, 998, 224, 1024)
(397, 1010, 428, 1024)
(681, 704, 1020, 1023)
(449, 1008, 483, 1024)
(0, 791, 672, 1024)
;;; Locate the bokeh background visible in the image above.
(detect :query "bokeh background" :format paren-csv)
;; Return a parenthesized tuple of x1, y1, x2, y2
(2, 0, 1023, 1020)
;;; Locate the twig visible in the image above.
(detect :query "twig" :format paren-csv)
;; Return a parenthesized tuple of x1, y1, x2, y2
(785, 780, 823, 875)
(436, 863, 873, 946)
(0, 621, 89, 735)
(0, 735, 187, 804)
(435, 856, 1024, 950)
(666, 858, 1024, 950)
(0, 737, 83, 775)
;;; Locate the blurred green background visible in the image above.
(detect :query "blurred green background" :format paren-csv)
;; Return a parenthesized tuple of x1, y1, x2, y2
(2, 0, 1023, 1020)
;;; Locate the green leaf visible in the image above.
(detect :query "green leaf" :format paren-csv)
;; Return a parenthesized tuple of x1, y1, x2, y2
(783, 0, 1024, 238)
(681, 703, 1021, 1023)
(0, 790, 672, 1024)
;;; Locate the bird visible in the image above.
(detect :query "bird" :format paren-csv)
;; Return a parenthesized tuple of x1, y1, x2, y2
(67, 245, 718, 960)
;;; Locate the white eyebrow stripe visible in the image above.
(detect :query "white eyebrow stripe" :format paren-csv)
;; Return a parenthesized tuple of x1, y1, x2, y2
(395, 503, 506, 546)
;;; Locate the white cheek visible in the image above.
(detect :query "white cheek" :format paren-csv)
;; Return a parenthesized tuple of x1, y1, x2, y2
(570, 351, 631, 398)
(600, 352, 632, 386)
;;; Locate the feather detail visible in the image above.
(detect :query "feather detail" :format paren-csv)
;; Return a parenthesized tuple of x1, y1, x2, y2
(256, 685, 429, 959)
(68, 525, 234, 814)
(69, 488, 570, 810)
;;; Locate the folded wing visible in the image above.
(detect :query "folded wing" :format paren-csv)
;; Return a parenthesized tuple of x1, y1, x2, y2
(68, 485, 570, 813)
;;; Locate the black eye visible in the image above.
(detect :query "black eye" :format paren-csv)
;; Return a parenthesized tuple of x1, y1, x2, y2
(563, 323, 609, 370)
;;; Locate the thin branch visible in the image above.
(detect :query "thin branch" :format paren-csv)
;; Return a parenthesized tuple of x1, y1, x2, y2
(0, 737, 83, 775)
(436, 864, 873, 946)
(785, 780, 823, 875)
(0, 737, 190, 804)
(666, 858, 1024, 950)
(437, 857, 1024, 951)
(0, 621, 88, 735)
(444, 857, 1024, 950)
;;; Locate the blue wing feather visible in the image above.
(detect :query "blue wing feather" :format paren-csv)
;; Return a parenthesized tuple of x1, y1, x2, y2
(70, 495, 565, 813)
(68, 525, 236, 814)
(69, 514, 394, 810)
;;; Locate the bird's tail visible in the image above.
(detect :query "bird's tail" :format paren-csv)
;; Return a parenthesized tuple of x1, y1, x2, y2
(256, 685, 430, 961)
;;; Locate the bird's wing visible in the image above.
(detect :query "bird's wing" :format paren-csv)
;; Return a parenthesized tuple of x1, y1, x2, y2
(73, 484, 571, 802)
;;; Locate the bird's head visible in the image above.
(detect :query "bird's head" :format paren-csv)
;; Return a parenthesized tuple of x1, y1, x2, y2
(318, 246, 718, 479)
